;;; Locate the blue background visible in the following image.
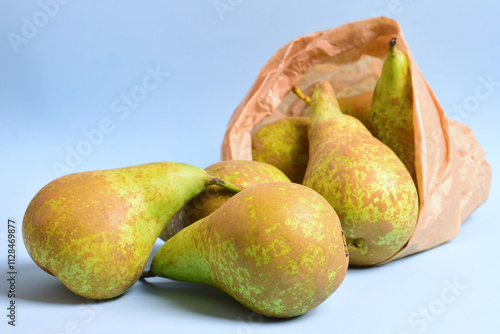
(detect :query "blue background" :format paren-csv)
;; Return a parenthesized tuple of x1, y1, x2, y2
(1, 1, 498, 333)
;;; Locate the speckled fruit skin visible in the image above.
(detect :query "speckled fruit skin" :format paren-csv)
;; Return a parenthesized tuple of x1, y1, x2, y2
(251, 117, 310, 183)
(337, 92, 374, 131)
(253, 94, 374, 185)
(22, 162, 234, 299)
(149, 183, 349, 318)
(159, 160, 290, 241)
(302, 81, 419, 266)
(370, 38, 416, 183)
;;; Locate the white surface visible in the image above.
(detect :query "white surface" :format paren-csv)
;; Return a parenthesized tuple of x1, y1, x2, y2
(1, 1, 499, 333)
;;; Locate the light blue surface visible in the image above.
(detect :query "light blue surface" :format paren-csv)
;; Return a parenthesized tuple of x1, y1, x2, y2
(1, 1, 498, 333)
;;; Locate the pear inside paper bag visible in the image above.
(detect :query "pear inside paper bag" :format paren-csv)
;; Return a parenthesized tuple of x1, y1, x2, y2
(222, 17, 491, 263)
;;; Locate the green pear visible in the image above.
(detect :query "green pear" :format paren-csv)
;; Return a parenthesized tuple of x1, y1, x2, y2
(22, 162, 243, 299)
(159, 160, 290, 241)
(252, 91, 375, 184)
(303, 92, 375, 131)
(370, 37, 416, 183)
(293, 81, 419, 266)
(338, 91, 374, 131)
(144, 182, 349, 318)
(251, 117, 310, 183)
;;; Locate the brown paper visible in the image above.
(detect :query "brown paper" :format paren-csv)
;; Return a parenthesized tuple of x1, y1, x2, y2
(221, 17, 491, 263)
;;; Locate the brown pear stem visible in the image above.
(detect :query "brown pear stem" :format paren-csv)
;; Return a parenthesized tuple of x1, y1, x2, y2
(292, 85, 311, 105)
(141, 270, 156, 279)
(209, 177, 244, 193)
(389, 37, 397, 48)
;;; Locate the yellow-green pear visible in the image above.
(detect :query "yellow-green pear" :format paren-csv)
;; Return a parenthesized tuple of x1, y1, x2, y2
(338, 91, 374, 131)
(251, 117, 309, 183)
(252, 92, 375, 184)
(303, 92, 375, 130)
(159, 160, 290, 241)
(144, 182, 349, 318)
(370, 37, 416, 182)
(22, 162, 243, 299)
(293, 81, 418, 266)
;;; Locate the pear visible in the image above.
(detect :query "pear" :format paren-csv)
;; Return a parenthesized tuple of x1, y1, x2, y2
(337, 92, 374, 131)
(251, 117, 309, 183)
(303, 92, 374, 131)
(22, 162, 243, 299)
(370, 37, 416, 183)
(144, 182, 349, 318)
(293, 81, 419, 266)
(252, 92, 374, 184)
(159, 160, 290, 241)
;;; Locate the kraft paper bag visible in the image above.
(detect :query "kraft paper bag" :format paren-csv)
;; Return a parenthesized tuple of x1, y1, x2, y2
(221, 17, 491, 263)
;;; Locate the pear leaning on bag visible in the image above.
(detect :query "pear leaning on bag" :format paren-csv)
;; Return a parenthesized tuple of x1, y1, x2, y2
(160, 160, 290, 241)
(252, 91, 375, 184)
(22, 162, 243, 299)
(370, 37, 416, 183)
(293, 81, 419, 266)
(251, 117, 310, 183)
(143, 182, 349, 318)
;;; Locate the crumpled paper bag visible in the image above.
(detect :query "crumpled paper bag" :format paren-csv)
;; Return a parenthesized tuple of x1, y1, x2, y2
(221, 17, 491, 263)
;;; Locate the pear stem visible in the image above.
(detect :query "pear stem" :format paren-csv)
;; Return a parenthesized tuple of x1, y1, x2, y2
(389, 37, 397, 48)
(292, 85, 311, 105)
(141, 270, 156, 279)
(209, 177, 244, 193)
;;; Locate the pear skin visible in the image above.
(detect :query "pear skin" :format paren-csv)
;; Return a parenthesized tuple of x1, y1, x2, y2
(159, 160, 290, 241)
(302, 91, 374, 129)
(294, 81, 419, 266)
(337, 91, 374, 131)
(22, 162, 242, 299)
(251, 117, 310, 183)
(145, 182, 349, 318)
(370, 37, 416, 183)
(252, 92, 375, 184)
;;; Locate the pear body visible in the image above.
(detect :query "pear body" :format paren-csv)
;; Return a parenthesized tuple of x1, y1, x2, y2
(370, 38, 416, 182)
(160, 160, 290, 241)
(337, 91, 374, 131)
(23, 162, 223, 299)
(252, 93, 374, 185)
(303, 92, 374, 131)
(251, 117, 310, 183)
(302, 81, 419, 266)
(150, 182, 348, 318)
